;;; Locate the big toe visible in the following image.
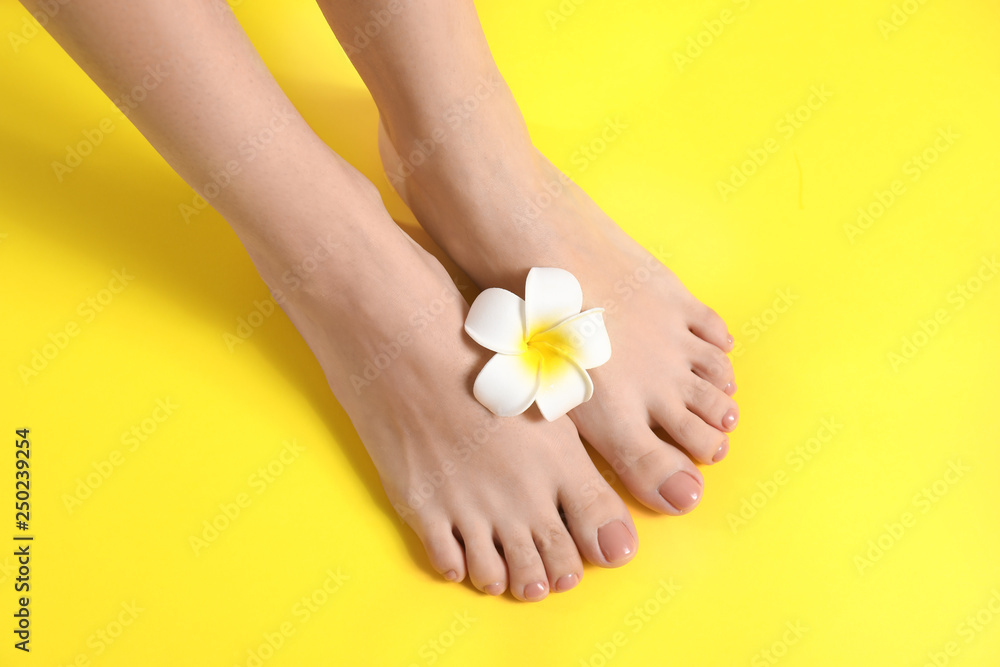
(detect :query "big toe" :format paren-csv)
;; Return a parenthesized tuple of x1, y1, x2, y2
(579, 413, 706, 515)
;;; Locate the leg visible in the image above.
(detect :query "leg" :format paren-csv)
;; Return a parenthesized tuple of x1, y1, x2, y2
(24, 0, 638, 600)
(316, 0, 738, 514)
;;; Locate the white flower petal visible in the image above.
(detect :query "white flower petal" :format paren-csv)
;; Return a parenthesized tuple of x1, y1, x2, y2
(525, 267, 583, 339)
(532, 308, 611, 370)
(473, 351, 541, 417)
(533, 352, 594, 421)
(465, 288, 527, 354)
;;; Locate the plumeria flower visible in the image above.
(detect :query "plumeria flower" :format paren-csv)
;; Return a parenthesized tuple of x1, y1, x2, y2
(464, 267, 612, 421)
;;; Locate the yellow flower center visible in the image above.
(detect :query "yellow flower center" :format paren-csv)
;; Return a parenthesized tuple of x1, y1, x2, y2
(524, 327, 576, 379)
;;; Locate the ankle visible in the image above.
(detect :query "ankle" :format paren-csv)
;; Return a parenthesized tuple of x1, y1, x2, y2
(380, 72, 538, 181)
(234, 164, 412, 311)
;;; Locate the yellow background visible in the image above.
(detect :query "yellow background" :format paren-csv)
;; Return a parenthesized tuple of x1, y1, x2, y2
(2, 0, 999, 665)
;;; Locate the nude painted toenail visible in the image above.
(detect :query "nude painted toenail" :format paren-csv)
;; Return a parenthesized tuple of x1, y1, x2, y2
(724, 381, 736, 395)
(722, 409, 739, 431)
(597, 521, 635, 564)
(554, 573, 579, 593)
(727, 334, 734, 347)
(658, 472, 702, 512)
(444, 570, 459, 582)
(485, 582, 505, 596)
(524, 581, 548, 601)
(713, 438, 729, 463)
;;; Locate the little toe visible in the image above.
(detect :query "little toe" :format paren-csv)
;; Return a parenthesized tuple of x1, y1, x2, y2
(687, 302, 733, 352)
(532, 519, 584, 593)
(499, 529, 550, 602)
(461, 524, 508, 595)
(559, 473, 637, 568)
(415, 517, 467, 583)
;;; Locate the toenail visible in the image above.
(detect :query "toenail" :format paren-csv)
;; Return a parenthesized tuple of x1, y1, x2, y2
(554, 573, 580, 593)
(725, 381, 737, 395)
(713, 438, 729, 463)
(658, 472, 702, 512)
(597, 521, 636, 564)
(444, 570, 459, 582)
(722, 409, 739, 431)
(524, 581, 548, 601)
(726, 334, 734, 347)
(485, 582, 505, 596)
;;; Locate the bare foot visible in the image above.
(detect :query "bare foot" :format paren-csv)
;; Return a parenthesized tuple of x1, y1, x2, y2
(248, 169, 638, 600)
(21, 0, 639, 603)
(377, 83, 738, 516)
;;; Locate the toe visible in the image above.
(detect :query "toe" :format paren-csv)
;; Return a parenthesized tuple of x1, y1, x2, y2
(414, 517, 467, 583)
(687, 302, 733, 352)
(498, 528, 550, 602)
(656, 467, 706, 512)
(461, 524, 508, 595)
(579, 413, 705, 514)
(532, 518, 584, 593)
(683, 376, 739, 435)
(559, 473, 637, 568)
(690, 338, 735, 392)
(652, 405, 729, 465)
